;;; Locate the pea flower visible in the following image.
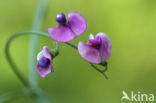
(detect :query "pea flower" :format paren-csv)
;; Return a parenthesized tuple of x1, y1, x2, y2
(78, 33, 112, 64)
(37, 46, 53, 78)
(48, 12, 87, 43)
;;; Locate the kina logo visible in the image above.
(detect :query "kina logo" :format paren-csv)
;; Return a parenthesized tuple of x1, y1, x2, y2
(121, 91, 154, 102)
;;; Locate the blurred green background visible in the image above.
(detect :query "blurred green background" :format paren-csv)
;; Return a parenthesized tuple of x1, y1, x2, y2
(0, 0, 156, 103)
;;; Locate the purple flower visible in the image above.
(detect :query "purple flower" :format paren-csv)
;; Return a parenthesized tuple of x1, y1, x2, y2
(78, 33, 112, 64)
(37, 46, 53, 78)
(48, 12, 87, 43)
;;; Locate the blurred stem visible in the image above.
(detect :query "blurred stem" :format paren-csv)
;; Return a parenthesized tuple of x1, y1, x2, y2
(29, 0, 49, 90)
(66, 42, 108, 79)
(0, 89, 31, 103)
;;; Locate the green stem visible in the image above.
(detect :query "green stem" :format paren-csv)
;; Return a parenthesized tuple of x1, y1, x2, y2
(90, 63, 108, 79)
(29, 0, 49, 89)
(50, 42, 59, 52)
(66, 42, 78, 49)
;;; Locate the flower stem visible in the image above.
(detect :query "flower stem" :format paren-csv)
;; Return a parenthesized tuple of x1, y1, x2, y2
(50, 42, 59, 53)
(66, 42, 78, 49)
(90, 63, 108, 79)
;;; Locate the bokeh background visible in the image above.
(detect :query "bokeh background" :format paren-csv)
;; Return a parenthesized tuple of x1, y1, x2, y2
(0, 0, 156, 103)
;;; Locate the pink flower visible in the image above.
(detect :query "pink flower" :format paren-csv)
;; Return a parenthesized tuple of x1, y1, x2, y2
(37, 46, 53, 78)
(78, 33, 112, 64)
(48, 12, 87, 43)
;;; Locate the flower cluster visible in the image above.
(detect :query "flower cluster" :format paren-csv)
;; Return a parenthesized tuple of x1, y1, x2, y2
(37, 12, 112, 78)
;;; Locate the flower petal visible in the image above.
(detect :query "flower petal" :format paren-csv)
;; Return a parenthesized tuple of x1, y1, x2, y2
(96, 33, 112, 61)
(37, 63, 53, 78)
(37, 46, 53, 78)
(48, 26, 76, 43)
(68, 12, 87, 36)
(42, 46, 52, 60)
(88, 37, 101, 46)
(78, 42, 101, 64)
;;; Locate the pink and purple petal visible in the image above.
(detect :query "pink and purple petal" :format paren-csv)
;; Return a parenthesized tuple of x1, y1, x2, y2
(48, 26, 76, 43)
(78, 42, 101, 64)
(37, 63, 53, 78)
(96, 33, 112, 61)
(68, 12, 87, 36)
(37, 46, 53, 78)
(88, 37, 101, 47)
(42, 46, 52, 60)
